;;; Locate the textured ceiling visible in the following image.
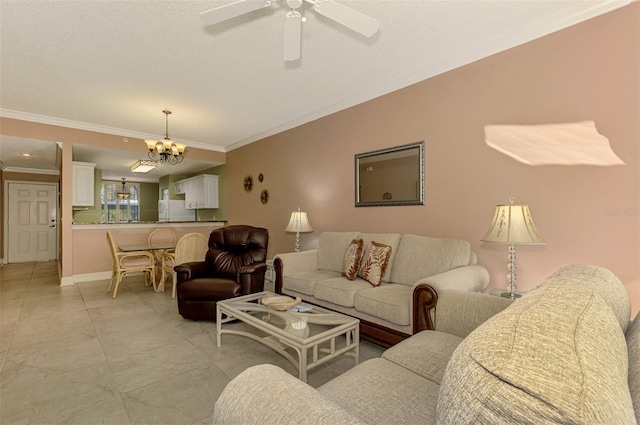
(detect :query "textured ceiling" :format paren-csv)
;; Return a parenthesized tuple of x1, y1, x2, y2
(0, 0, 630, 167)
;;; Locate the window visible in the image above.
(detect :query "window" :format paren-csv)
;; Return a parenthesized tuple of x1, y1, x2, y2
(102, 181, 140, 223)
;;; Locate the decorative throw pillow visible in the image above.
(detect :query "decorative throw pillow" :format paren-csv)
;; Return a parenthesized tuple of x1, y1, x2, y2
(358, 241, 392, 287)
(342, 239, 364, 280)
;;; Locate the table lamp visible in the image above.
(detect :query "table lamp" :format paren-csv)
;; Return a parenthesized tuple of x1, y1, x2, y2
(481, 197, 545, 299)
(285, 207, 313, 252)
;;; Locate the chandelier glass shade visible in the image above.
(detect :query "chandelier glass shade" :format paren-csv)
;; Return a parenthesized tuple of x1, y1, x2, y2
(144, 110, 186, 165)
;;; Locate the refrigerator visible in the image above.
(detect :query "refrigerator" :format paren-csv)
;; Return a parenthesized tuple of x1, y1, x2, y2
(158, 200, 195, 222)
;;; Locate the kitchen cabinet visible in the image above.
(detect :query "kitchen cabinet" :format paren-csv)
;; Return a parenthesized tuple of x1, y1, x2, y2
(175, 175, 219, 209)
(174, 179, 187, 195)
(72, 161, 96, 206)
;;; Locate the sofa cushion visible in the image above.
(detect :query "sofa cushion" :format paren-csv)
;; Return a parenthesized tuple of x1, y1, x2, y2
(342, 239, 364, 281)
(627, 316, 640, 424)
(545, 264, 631, 333)
(314, 277, 371, 307)
(213, 364, 365, 425)
(359, 233, 401, 282)
(437, 279, 636, 424)
(285, 270, 342, 296)
(354, 284, 412, 326)
(390, 235, 471, 286)
(317, 232, 361, 273)
(319, 358, 439, 425)
(358, 241, 392, 287)
(383, 330, 463, 384)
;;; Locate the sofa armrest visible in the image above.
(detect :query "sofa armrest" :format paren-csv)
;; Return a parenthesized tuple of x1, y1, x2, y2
(434, 289, 514, 338)
(409, 265, 490, 333)
(412, 284, 438, 333)
(414, 264, 490, 293)
(175, 261, 209, 283)
(238, 262, 267, 275)
(238, 262, 267, 294)
(274, 250, 319, 293)
(213, 364, 364, 425)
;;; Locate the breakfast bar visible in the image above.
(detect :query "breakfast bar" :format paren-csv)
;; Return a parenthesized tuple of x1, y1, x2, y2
(70, 221, 225, 284)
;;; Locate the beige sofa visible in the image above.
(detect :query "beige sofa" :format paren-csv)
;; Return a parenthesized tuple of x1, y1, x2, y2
(214, 264, 639, 425)
(274, 232, 489, 346)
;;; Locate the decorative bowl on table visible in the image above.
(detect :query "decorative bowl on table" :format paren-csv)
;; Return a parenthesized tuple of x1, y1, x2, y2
(261, 295, 301, 311)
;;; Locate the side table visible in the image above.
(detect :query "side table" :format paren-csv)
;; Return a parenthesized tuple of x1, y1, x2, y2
(485, 288, 525, 299)
(265, 259, 275, 283)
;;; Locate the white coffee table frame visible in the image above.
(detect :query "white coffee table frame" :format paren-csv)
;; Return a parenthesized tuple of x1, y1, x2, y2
(216, 291, 360, 383)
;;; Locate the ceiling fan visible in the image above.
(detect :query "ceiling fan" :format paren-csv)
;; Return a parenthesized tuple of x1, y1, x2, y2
(200, 0, 380, 61)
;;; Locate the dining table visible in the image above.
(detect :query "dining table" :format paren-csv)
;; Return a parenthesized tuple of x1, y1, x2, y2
(119, 242, 176, 292)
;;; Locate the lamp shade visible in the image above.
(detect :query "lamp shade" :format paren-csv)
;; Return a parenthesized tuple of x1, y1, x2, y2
(285, 209, 313, 233)
(481, 200, 545, 244)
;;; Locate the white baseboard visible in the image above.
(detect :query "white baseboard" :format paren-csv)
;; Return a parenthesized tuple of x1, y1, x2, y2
(72, 271, 112, 283)
(60, 276, 75, 286)
(60, 270, 149, 286)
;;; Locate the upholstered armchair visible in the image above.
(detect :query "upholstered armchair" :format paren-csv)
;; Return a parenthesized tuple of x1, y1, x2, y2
(175, 225, 269, 320)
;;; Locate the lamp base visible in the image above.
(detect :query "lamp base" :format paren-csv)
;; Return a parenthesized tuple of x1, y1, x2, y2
(500, 291, 523, 299)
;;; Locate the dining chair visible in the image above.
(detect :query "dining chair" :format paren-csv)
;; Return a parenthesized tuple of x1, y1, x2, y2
(161, 232, 209, 299)
(106, 231, 156, 298)
(148, 228, 177, 249)
(148, 228, 177, 287)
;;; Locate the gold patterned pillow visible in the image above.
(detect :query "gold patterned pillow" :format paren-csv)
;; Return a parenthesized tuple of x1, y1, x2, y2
(358, 241, 392, 287)
(342, 239, 364, 280)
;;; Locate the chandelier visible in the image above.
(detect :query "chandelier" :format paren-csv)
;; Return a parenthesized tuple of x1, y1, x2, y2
(117, 178, 130, 199)
(144, 110, 187, 164)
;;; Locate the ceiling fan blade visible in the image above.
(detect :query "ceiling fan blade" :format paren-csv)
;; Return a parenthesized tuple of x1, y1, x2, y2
(283, 11, 302, 61)
(308, 0, 379, 37)
(200, 0, 269, 26)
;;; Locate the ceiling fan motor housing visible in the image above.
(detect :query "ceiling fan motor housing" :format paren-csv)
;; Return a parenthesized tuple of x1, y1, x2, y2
(286, 0, 303, 9)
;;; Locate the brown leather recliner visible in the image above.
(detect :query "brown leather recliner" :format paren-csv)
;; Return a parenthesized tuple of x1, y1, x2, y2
(175, 225, 269, 320)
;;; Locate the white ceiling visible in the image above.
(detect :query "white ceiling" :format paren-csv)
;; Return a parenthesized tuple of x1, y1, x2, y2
(0, 0, 630, 177)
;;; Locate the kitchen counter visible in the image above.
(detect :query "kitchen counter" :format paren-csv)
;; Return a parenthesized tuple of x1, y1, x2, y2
(72, 220, 226, 229)
(71, 221, 226, 278)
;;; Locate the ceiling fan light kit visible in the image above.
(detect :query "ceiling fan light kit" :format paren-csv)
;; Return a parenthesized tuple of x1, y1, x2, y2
(199, 0, 380, 62)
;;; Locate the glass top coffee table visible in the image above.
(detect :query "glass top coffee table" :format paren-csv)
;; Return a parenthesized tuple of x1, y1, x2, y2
(216, 291, 360, 383)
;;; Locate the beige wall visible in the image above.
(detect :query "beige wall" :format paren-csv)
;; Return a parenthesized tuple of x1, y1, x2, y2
(0, 119, 225, 279)
(225, 5, 640, 314)
(1, 5, 638, 315)
(72, 225, 219, 275)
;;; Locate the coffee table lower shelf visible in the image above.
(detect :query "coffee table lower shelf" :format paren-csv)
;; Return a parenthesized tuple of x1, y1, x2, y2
(216, 292, 360, 383)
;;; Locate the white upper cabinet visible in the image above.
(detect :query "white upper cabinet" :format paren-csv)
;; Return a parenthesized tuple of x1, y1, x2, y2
(176, 175, 219, 209)
(174, 179, 188, 195)
(72, 161, 96, 206)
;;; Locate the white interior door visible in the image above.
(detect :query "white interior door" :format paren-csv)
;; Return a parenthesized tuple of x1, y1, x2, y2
(7, 182, 58, 263)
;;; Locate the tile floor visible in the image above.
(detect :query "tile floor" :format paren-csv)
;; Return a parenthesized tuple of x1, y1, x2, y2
(0, 261, 385, 425)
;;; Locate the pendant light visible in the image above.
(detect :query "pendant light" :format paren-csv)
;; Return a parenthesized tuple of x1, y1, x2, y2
(117, 178, 130, 199)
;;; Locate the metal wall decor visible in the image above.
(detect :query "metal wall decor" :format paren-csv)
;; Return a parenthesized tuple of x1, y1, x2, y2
(260, 189, 269, 204)
(258, 173, 264, 182)
(243, 175, 253, 192)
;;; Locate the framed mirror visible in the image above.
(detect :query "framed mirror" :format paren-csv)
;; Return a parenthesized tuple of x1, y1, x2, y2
(355, 141, 424, 207)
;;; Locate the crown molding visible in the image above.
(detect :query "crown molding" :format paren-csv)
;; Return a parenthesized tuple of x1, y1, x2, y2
(2, 166, 60, 175)
(0, 109, 225, 153)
